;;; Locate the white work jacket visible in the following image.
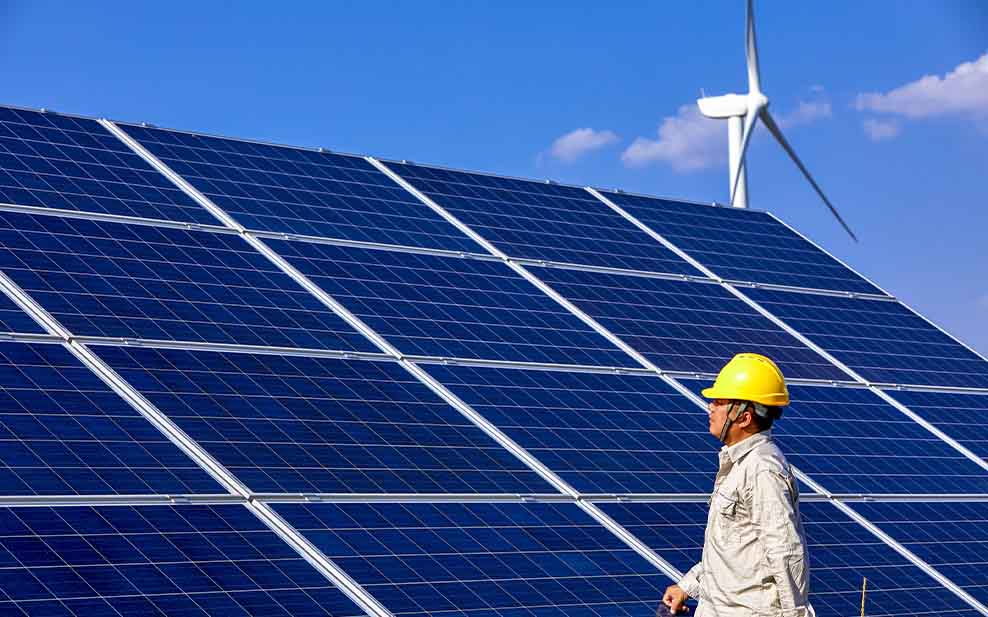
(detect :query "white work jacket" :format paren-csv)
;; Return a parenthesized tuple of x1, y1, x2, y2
(678, 430, 814, 617)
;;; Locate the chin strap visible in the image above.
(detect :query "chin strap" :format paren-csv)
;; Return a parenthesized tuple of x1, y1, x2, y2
(719, 400, 752, 443)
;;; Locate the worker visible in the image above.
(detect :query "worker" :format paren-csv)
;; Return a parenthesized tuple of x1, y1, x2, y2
(662, 353, 814, 617)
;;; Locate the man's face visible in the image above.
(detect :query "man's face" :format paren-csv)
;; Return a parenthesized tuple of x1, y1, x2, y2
(707, 398, 753, 442)
(707, 398, 733, 439)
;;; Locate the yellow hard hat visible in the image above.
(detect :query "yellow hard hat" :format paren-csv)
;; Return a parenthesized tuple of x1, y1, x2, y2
(701, 353, 790, 407)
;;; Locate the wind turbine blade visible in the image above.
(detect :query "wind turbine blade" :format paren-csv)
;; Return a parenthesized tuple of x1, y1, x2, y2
(746, 0, 761, 92)
(761, 110, 858, 242)
(730, 106, 760, 207)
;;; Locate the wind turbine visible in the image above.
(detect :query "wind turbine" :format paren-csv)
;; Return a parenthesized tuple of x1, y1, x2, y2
(696, 0, 857, 241)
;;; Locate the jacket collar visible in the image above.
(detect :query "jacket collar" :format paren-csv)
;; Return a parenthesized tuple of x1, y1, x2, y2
(720, 429, 773, 464)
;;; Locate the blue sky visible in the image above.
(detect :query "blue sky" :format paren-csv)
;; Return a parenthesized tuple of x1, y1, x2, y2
(2, 1, 986, 356)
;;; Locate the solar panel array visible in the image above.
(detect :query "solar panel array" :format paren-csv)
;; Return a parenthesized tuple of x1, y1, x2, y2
(0, 105, 985, 616)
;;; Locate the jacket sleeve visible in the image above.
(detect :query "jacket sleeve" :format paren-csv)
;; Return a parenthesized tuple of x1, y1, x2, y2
(751, 468, 813, 617)
(677, 562, 703, 599)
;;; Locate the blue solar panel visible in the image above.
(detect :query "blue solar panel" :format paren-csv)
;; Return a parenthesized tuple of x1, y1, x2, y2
(100, 346, 552, 494)
(0, 211, 376, 351)
(121, 124, 482, 253)
(275, 501, 670, 617)
(678, 379, 988, 494)
(599, 500, 984, 617)
(0, 107, 216, 224)
(533, 265, 845, 379)
(387, 162, 701, 276)
(851, 501, 988, 606)
(885, 389, 988, 462)
(0, 290, 43, 335)
(0, 504, 364, 616)
(0, 342, 221, 495)
(265, 238, 637, 367)
(424, 364, 720, 493)
(603, 191, 884, 295)
(744, 288, 988, 389)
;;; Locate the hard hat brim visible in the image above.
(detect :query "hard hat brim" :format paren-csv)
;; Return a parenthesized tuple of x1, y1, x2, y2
(701, 385, 789, 407)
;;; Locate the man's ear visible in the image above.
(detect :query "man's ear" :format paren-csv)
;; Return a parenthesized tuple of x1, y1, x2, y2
(735, 409, 754, 429)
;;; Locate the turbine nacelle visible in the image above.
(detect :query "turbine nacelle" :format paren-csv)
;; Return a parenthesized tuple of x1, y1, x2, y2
(696, 92, 767, 119)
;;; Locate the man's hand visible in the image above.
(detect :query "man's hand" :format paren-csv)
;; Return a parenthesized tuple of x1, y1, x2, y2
(662, 584, 691, 614)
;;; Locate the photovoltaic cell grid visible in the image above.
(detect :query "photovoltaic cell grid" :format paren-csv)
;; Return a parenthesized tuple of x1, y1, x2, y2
(386, 161, 701, 276)
(602, 191, 884, 295)
(99, 346, 552, 494)
(265, 238, 636, 367)
(0, 504, 365, 617)
(851, 501, 988, 606)
(424, 364, 720, 493)
(0, 289, 43, 335)
(886, 389, 988, 461)
(599, 501, 985, 617)
(121, 124, 481, 253)
(0, 211, 375, 351)
(0, 108, 216, 225)
(0, 342, 221, 495)
(275, 501, 670, 617)
(533, 265, 845, 379)
(678, 379, 988, 494)
(744, 287, 988, 389)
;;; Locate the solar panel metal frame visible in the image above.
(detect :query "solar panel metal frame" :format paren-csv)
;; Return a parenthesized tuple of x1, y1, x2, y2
(269, 498, 685, 616)
(594, 188, 889, 297)
(0, 105, 221, 225)
(95, 345, 564, 495)
(0, 209, 387, 352)
(589, 187, 893, 298)
(113, 123, 485, 255)
(380, 160, 703, 277)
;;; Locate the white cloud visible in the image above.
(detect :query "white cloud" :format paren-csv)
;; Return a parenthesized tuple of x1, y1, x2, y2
(621, 104, 724, 171)
(861, 118, 901, 142)
(777, 101, 832, 129)
(547, 128, 619, 162)
(855, 52, 988, 119)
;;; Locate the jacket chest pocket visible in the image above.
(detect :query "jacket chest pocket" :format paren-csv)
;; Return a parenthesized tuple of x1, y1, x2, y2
(712, 490, 747, 546)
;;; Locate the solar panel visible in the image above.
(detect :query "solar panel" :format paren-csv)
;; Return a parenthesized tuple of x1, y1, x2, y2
(0, 504, 365, 616)
(744, 288, 988, 389)
(424, 364, 720, 493)
(602, 191, 884, 295)
(532, 265, 845, 379)
(274, 501, 671, 617)
(0, 341, 222, 495)
(265, 238, 637, 367)
(851, 501, 988, 606)
(0, 210, 376, 351)
(121, 124, 482, 253)
(599, 500, 984, 617)
(97, 345, 553, 494)
(0, 290, 43, 335)
(0, 108, 216, 225)
(885, 389, 988, 462)
(386, 162, 701, 276)
(676, 379, 988, 494)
